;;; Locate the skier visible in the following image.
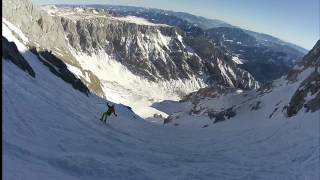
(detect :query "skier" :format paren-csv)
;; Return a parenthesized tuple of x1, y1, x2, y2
(100, 103, 117, 123)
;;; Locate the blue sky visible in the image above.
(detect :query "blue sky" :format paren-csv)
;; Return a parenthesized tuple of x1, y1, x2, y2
(33, 0, 319, 50)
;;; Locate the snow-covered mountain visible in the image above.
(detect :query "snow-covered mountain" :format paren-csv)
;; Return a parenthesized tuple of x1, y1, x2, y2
(3, 15, 320, 180)
(83, 4, 307, 82)
(3, 0, 259, 119)
(156, 40, 319, 128)
(205, 27, 306, 81)
(86, 4, 234, 29)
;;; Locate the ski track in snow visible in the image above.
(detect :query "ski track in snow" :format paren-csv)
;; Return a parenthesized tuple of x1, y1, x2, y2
(3, 20, 320, 180)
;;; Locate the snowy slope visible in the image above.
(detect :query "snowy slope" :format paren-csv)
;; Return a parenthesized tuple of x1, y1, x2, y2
(158, 61, 319, 128)
(159, 77, 317, 126)
(3, 19, 320, 180)
(67, 47, 205, 120)
(158, 39, 319, 128)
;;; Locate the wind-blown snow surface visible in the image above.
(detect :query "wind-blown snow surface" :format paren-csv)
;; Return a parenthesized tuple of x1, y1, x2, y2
(43, 6, 169, 27)
(3, 21, 320, 180)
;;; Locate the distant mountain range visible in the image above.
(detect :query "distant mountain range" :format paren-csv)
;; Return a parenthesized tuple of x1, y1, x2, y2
(76, 4, 307, 82)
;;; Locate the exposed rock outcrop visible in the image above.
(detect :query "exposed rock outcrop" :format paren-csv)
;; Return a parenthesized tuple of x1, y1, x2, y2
(3, 0, 67, 50)
(287, 40, 320, 117)
(30, 48, 90, 96)
(2, 36, 35, 77)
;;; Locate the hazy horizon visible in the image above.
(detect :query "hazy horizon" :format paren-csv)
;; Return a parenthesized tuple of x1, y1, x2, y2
(33, 0, 319, 50)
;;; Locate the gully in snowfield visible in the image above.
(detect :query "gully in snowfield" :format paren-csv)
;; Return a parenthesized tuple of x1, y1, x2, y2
(100, 103, 117, 123)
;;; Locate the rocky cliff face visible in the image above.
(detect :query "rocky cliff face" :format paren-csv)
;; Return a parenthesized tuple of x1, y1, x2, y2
(287, 40, 320, 117)
(2, 0, 259, 106)
(186, 36, 259, 89)
(56, 7, 258, 89)
(87, 5, 306, 82)
(2, 0, 67, 50)
(2, 36, 35, 77)
(161, 41, 319, 126)
(205, 27, 306, 82)
(58, 10, 200, 81)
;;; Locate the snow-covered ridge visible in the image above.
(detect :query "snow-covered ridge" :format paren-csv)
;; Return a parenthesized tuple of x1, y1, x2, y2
(42, 6, 169, 26)
(112, 15, 170, 26)
(159, 67, 318, 127)
(40, 4, 59, 16)
(158, 41, 320, 127)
